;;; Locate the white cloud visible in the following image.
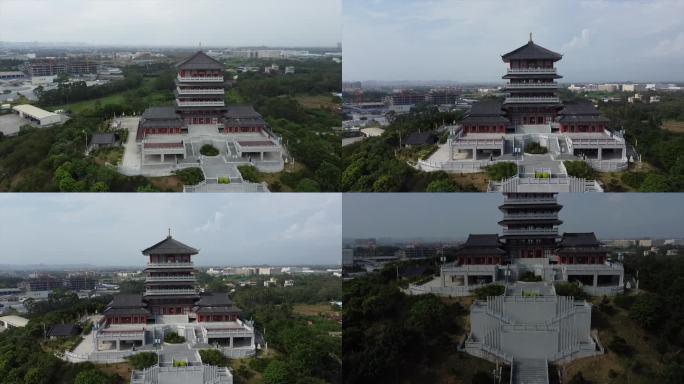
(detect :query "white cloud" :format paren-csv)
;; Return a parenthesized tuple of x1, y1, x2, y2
(194, 211, 226, 233)
(652, 32, 684, 56)
(562, 29, 591, 51)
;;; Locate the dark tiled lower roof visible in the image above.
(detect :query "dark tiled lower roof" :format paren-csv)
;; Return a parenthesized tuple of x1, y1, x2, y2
(559, 102, 600, 116)
(225, 105, 262, 119)
(109, 294, 145, 308)
(558, 115, 610, 124)
(142, 106, 178, 119)
(48, 324, 81, 337)
(197, 293, 233, 307)
(462, 115, 510, 124)
(559, 232, 600, 247)
(469, 101, 505, 116)
(405, 132, 437, 146)
(92, 132, 116, 145)
(103, 307, 152, 316)
(455, 234, 505, 256)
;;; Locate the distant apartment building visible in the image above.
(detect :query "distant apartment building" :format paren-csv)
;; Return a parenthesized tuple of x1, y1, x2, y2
(426, 88, 460, 105)
(23, 58, 98, 77)
(621, 84, 646, 92)
(65, 274, 96, 291)
(20, 274, 63, 292)
(384, 92, 426, 106)
(284, 66, 295, 75)
(342, 248, 354, 267)
(602, 239, 637, 248)
(650, 96, 661, 103)
(638, 239, 653, 247)
(597, 84, 619, 92)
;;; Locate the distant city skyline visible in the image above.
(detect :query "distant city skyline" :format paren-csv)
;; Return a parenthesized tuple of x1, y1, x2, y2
(342, 193, 684, 240)
(0, 0, 341, 47)
(0, 194, 341, 266)
(344, 0, 684, 82)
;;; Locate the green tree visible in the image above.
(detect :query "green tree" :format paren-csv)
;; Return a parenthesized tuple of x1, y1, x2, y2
(296, 178, 321, 192)
(426, 178, 458, 192)
(314, 161, 341, 191)
(73, 370, 112, 384)
(263, 359, 293, 384)
(126, 352, 158, 370)
(629, 292, 662, 329)
(639, 173, 670, 192)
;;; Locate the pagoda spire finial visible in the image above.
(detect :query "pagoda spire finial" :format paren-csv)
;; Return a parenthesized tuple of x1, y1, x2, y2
(168, 228, 171, 238)
(529, 32, 533, 43)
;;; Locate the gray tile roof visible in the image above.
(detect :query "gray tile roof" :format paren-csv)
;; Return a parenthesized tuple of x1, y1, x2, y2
(559, 102, 601, 116)
(454, 234, 506, 256)
(142, 106, 178, 119)
(502, 40, 562, 62)
(176, 51, 225, 70)
(225, 105, 262, 118)
(91, 132, 116, 145)
(196, 293, 233, 307)
(142, 235, 199, 255)
(405, 132, 437, 146)
(109, 294, 145, 308)
(48, 324, 81, 337)
(469, 101, 505, 116)
(559, 233, 600, 247)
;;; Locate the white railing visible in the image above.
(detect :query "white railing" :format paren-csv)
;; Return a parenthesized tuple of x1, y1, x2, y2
(145, 275, 195, 282)
(452, 138, 504, 146)
(502, 213, 559, 220)
(176, 87, 224, 95)
(502, 228, 557, 235)
(146, 262, 194, 268)
(505, 97, 560, 103)
(145, 288, 197, 295)
(505, 82, 558, 88)
(176, 100, 225, 107)
(507, 67, 557, 73)
(177, 76, 223, 82)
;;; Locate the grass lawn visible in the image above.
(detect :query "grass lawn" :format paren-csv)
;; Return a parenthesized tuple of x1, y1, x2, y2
(149, 175, 184, 192)
(294, 94, 339, 109)
(258, 162, 309, 192)
(96, 362, 132, 381)
(563, 296, 665, 383)
(450, 172, 490, 192)
(661, 119, 684, 134)
(292, 303, 336, 317)
(92, 147, 124, 166)
(52, 78, 165, 114)
(596, 161, 659, 192)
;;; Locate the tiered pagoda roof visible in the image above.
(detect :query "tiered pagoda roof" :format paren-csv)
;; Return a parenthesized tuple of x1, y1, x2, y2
(176, 51, 225, 70)
(224, 105, 267, 127)
(142, 235, 199, 255)
(502, 38, 563, 62)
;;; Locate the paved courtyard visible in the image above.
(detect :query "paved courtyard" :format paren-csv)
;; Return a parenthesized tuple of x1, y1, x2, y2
(0, 113, 26, 136)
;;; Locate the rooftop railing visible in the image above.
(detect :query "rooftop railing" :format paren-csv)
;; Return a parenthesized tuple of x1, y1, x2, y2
(504, 96, 560, 103)
(144, 288, 197, 295)
(177, 75, 223, 82)
(507, 67, 557, 74)
(145, 275, 195, 281)
(505, 82, 558, 88)
(176, 100, 225, 107)
(176, 87, 224, 95)
(146, 262, 194, 268)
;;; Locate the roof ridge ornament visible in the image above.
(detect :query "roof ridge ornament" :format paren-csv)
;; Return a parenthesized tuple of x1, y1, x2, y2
(168, 228, 171, 238)
(529, 32, 533, 43)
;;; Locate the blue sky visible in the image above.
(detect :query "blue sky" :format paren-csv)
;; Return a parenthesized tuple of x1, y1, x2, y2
(343, 0, 684, 82)
(0, 194, 341, 266)
(343, 193, 684, 240)
(0, 0, 341, 47)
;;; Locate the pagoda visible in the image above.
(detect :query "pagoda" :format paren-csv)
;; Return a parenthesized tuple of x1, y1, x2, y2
(501, 33, 563, 126)
(142, 230, 200, 316)
(498, 192, 563, 260)
(175, 51, 227, 128)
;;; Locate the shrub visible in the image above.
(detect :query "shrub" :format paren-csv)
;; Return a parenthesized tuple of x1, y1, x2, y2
(564, 160, 596, 179)
(164, 331, 186, 344)
(471, 284, 505, 300)
(198, 349, 227, 367)
(174, 167, 204, 185)
(238, 164, 260, 182)
(534, 171, 551, 179)
(525, 142, 548, 154)
(608, 335, 633, 356)
(200, 144, 219, 156)
(173, 359, 188, 367)
(126, 352, 158, 370)
(426, 178, 458, 192)
(218, 176, 230, 184)
(485, 162, 517, 180)
(520, 271, 543, 282)
(554, 282, 589, 300)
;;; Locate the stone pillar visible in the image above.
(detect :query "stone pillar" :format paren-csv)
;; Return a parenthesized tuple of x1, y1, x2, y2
(597, 148, 602, 161)
(260, 152, 264, 161)
(161, 153, 165, 163)
(229, 337, 234, 348)
(116, 340, 120, 351)
(593, 274, 598, 287)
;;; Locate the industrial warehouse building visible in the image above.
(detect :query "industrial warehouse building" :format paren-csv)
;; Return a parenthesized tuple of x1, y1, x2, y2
(12, 104, 62, 126)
